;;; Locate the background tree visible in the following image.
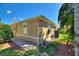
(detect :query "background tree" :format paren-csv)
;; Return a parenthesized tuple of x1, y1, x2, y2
(0, 18, 2, 23)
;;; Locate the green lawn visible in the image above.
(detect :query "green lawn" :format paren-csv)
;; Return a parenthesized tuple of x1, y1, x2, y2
(0, 48, 39, 56)
(59, 33, 74, 42)
(59, 33, 69, 42)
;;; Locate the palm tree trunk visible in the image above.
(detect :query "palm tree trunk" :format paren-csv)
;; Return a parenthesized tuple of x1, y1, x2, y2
(66, 33, 71, 45)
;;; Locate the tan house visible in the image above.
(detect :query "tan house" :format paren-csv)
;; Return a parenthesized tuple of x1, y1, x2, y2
(12, 15, 56, 45)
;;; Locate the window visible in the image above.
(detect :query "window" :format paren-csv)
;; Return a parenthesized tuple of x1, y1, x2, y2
(48, 25, 51, 30)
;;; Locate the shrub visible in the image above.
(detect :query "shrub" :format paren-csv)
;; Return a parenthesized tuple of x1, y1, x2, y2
(0, 24, 13, 43)
(0, 29, 4, 43)
(38, 43, 58, 55)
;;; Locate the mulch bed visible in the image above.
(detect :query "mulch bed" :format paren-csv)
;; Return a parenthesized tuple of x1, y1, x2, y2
(56, 44, 75, 56)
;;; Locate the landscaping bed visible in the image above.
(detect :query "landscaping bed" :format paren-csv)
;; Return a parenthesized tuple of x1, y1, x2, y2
(0, 41, 59, 56)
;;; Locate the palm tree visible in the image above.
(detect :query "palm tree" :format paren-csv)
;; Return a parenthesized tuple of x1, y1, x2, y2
(58, 3, 74, 45)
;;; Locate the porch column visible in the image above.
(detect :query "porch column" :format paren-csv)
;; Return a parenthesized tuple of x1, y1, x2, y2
(74, 4, 79, 56)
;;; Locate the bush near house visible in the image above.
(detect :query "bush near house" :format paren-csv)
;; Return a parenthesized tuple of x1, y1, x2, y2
(0, 24, 13, 43)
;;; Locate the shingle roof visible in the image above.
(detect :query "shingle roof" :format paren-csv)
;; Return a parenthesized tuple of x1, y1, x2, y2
(12, 15, 56, 27)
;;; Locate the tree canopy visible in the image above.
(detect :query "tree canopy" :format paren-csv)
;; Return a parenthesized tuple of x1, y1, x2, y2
(0, 24, 13, 42)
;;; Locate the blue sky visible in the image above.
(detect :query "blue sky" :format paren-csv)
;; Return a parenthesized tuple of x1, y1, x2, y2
(0, 3, 62, 24)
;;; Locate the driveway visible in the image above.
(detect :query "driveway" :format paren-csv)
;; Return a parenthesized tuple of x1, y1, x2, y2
(11, 38, 36, 51)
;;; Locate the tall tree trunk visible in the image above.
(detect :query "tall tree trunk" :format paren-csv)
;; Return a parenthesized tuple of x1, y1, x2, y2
(66, 33, 71, 45)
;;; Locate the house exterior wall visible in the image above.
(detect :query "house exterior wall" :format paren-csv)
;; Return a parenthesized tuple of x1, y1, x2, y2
(12, 20, 39, 44)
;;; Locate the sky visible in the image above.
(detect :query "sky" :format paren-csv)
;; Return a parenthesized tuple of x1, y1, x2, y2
(0, 3, 62, 24)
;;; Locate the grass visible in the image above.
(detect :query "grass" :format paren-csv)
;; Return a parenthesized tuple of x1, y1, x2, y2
(23, 49, 39, 56)
(57, 33, 75, 45)
(0, 48, 22, 56)
(0, 48, 39, 56)
(0, 44, 3, 50)
(59, 33, 69, 42)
